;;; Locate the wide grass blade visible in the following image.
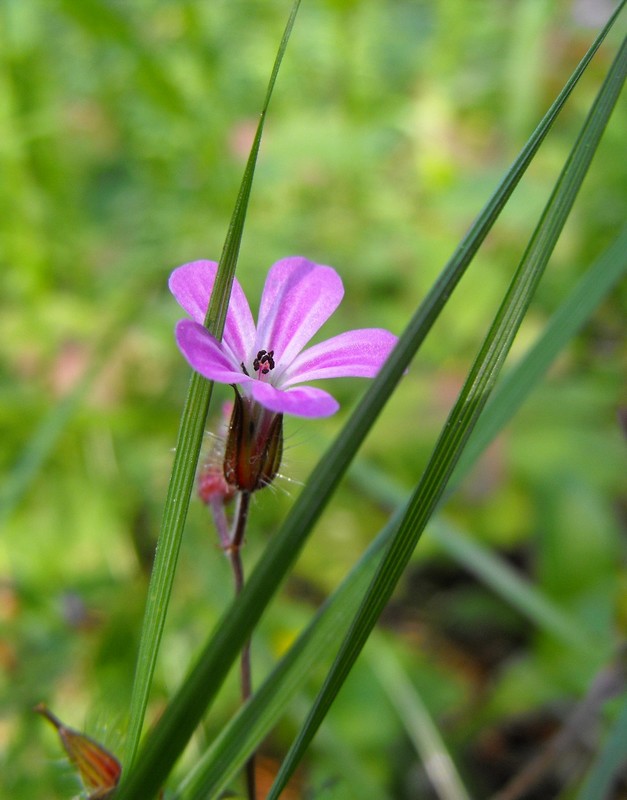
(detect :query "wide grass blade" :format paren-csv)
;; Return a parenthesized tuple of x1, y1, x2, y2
(121, 0, 302, 772)
(266, 34, 627, 798)
(115, 9, 624, 797)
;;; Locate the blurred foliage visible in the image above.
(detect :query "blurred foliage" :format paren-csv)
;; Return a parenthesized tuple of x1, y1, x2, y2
(1, 0, 625, 798)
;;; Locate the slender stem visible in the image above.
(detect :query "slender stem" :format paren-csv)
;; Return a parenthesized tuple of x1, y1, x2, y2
(230, 490, 251, 554)
(227, 491, 256, 800)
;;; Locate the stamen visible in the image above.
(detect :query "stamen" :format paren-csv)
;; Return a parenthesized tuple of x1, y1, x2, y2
(253, 349, 275, 375)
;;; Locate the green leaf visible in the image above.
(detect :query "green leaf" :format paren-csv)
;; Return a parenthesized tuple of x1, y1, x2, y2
(116, 7, 624, 797)
(266, 31, 627, 799)
(121, 0, 303, 775)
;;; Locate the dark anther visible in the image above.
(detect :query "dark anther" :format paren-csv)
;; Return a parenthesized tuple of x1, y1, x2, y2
(253, 349, 275, 375)
(241, 362, 250, 376)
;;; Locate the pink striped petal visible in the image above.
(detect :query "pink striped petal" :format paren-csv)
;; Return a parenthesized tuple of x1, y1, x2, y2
(175, 320, 252, 385)
(282, 329, 397, 387)
(169, 261, 255, 363)
(250, 380, 339, 418)
(255, 258, 344, 372)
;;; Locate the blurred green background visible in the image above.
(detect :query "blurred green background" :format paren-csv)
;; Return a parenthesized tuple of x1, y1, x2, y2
(1, 1, 625, 797)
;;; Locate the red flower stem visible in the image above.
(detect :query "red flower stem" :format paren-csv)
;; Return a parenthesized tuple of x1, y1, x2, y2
(228, 491, 256, 800)
(231, 490, 251, 554)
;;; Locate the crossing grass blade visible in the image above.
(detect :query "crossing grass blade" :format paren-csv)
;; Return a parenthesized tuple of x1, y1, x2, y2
(121, 0, 302, 774)
(115, 7, 624, 797)
(265, 33, 627, 799)
(172, 221, 626, 798)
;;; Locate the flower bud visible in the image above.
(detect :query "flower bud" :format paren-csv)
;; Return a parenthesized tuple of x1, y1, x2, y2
(223, 390, 283, 492)
(35, 704, 121, 799)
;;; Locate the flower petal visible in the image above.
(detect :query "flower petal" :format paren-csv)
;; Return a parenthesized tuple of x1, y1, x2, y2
(175, 320, 252, 385)
(255, 257, 344, 374)
(282, 328, 398, 387)
(169, 261, 256, 362)
(250, 380, 339, 418)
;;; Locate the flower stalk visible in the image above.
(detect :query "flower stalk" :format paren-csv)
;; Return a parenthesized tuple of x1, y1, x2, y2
(182, 257, 397, 799)
(225, 490, 256, 799)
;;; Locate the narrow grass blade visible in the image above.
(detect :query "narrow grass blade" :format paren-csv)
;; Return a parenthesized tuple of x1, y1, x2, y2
(576, 692, 627, 800)
(266, 35, 627, 798)
(175, 522, 391, 799)
(121, 0, 302, 774)
(173, 222, 624, 796)
(369, 645, 471, 800)
(115, 11, 625, 797)
(428, 518, 598, 652)
(455, 230, 627, 484)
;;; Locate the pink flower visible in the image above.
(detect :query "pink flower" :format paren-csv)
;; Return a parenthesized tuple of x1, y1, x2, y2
(170, 257, 397, 419)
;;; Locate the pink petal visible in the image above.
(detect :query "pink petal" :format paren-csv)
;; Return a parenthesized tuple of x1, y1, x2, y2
(255, 257, 344, 373)
(281, 329, 398, 387)
(169, 261, 256, 362)
(175, 320, 252, 385)
(250, 381, 339, 418)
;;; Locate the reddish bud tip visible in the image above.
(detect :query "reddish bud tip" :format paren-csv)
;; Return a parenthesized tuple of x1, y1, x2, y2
(36, 704, 121, 796)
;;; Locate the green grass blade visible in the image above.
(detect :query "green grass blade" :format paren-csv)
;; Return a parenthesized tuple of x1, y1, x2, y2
(428, 518, 599, 652)
(174, 220, 625, 797)
(121, 0, 302, 775)
(454, 224, 627, 485)
(122, 370, 213, 771)
(576, 692, 627, 800)
(114, 12, 624, 796)
(175, 519, 392, 799)
(266, 35, 627, 799)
